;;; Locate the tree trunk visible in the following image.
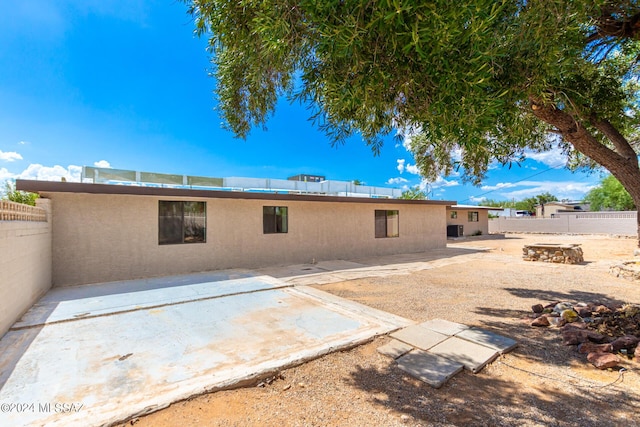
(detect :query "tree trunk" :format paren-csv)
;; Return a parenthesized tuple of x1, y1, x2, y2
(529, 97, 640, 247)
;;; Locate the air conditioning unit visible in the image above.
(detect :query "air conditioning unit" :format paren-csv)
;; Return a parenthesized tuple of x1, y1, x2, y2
(447, 225, 464, 237)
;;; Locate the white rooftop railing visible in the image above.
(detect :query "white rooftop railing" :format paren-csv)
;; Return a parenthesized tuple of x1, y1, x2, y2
(82, 166, 403, 199)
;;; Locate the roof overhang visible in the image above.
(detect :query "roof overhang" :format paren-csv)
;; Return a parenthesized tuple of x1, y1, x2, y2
(17, 180, 455, 206)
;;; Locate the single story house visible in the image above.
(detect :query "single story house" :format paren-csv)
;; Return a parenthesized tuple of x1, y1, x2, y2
(17, 180, 454, 287)
(535, 201, 588, 218)
(446, 205, 502, 237)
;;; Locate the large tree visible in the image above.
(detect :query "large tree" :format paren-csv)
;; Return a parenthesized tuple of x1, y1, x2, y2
(585, 174, 635, 210)
(185, 1, 640, 243)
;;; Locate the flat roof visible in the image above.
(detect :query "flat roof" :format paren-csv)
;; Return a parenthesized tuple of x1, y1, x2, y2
(447, 204, 504, 210)
(17, 180, 455, 206)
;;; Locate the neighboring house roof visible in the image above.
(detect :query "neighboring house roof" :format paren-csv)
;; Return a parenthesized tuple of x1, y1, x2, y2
(447, 204, 504, 211)
(16, 180, 455, 206)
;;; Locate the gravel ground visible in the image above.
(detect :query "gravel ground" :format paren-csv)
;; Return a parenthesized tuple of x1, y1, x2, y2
(120, 233, 640, 427)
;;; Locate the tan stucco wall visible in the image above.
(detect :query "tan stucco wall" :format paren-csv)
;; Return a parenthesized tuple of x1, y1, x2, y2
(44, 193, 447, 286)
(446, 208, 489, 236)
(0, 199, 52, 337)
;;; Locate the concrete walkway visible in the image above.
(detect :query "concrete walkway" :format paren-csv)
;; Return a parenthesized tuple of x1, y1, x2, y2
(0, 271, 410, 427)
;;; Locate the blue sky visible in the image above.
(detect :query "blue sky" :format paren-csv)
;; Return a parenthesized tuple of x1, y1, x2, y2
(0, 0, 603, 204)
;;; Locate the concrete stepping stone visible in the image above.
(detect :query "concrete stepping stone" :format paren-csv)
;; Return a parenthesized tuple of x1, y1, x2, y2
(418, 319, 469, 336)
(428, 336, 499, 373)
(390, 324, 448, 351)
(377, 339, 414, 359)
(396, 349, 464, 388)
(456, 328, 518, 354)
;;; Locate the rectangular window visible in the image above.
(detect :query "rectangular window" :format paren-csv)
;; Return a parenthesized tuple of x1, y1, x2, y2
(375, 210, 399, 238)
(159, 201, 206, 245)
(468, 211, 479, 222)
(450, 211, 457, 219)
(263, 206, 288, 234)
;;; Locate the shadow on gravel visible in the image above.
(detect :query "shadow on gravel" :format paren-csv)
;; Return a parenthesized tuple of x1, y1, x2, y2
(347, 363, 632, 426)
(501, 288, 627, 307)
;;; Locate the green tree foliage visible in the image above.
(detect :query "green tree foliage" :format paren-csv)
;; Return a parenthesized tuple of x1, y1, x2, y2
(585, 175, 635, 211)
(2, 180, 39, 206)
(399, 186, 427, 200)
(479, 193, 558, 212)
(185, 1, 640, 242)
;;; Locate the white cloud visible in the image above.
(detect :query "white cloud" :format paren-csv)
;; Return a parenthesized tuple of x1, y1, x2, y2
(386, 177, 409, 185)
(396, 159, 405, 174)
(0, 167, 15, 182)
(18, 141, 28, 145)
(525, 148, 567, 168)
(405, 164, 420, 175)
(469, 196, 487, 203)
(431, 175, 460, 189)
(486, 180, 595, 201)
(480, 182, 518, 191)
(17, 164, 82, 182)
(94, 160, 112, 168)
(0, 150, 23, 162)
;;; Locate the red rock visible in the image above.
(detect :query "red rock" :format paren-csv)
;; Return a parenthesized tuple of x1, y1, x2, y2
(587, 352, 620, 369)
(578, 342, 613, 354)
(562, 329, 605, 345)
(611, 335, 640, 352)
(562, 322, 587, 330)
(531, 304, 544, 313)
(531, 316, 550, 327)
(574, 306, 592, 317)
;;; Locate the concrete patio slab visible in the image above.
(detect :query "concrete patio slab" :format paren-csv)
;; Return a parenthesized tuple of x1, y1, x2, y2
(377, 339, 414, 359)
(0, 276, 410, 427)
(428, 336, 499, 373)
(12, 272, 284, 329)
(390, 324, 448, 351)
(418, 319, 469, 336)
(456, 328, 518, 354)
(396, 350, 464, 389)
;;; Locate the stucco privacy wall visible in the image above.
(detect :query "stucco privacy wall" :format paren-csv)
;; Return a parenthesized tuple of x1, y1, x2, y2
(489, 213, 637, 236)
(24, 183, 450, 286)
(0, 199, 52, 337)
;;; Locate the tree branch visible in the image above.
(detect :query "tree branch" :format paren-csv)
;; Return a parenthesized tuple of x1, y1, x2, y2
(590, 116, 638, 160)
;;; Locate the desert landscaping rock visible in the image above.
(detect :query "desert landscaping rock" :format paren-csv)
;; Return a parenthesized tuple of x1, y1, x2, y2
(531, 316, 550, 327)
(587, 353, 621, 370)
(578, 342, 613, 354)
(611, 335, 640, 352)
(531, 303, 544, 313)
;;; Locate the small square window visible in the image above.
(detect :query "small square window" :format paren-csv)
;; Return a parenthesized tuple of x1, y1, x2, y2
(375, 210, 399, 238)
(263, 206, 288, 233)
(468, 211, 479, 222)
(450, 211, 457, 219)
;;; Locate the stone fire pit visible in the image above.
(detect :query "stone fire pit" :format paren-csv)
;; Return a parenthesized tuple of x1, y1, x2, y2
(610, 261, 640, 280)
(523, 243, 584, 264)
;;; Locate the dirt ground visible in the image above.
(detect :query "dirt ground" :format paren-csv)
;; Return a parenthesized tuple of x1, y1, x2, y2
(119, 233, 640, 427)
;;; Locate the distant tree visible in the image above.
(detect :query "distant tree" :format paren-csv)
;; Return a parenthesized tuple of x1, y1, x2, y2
(2, 180, 39, 206)
(478, 199, 516, 209)
(352, 179, 365, 186)
(585, 175, 635, 211)
(479, 193, 557, 213)
(399, 186, 427, 200)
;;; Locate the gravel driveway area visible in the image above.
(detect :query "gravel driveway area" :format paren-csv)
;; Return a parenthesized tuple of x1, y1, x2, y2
(120, 233, 640, 427)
